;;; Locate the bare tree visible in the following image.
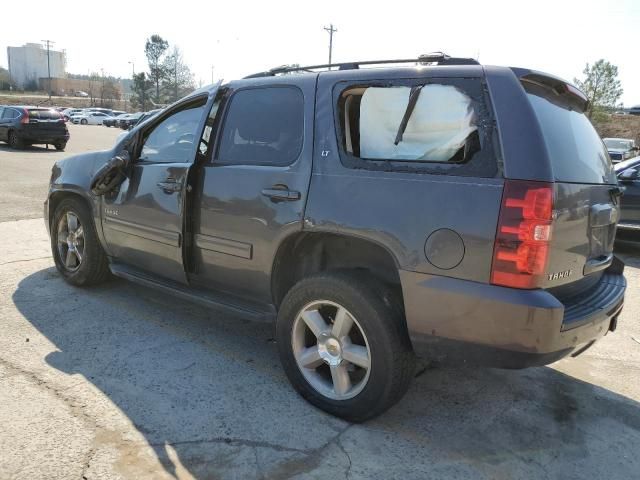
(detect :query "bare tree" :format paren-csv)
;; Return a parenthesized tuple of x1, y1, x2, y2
(162, 46, 196, 102)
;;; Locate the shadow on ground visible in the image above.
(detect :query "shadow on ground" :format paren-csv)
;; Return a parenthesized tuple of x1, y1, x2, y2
(12, 268, 640, 479)
(0, 144, 61, 154)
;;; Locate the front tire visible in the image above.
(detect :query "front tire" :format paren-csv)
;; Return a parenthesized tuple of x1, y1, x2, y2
(54, 142, 66, 151)
(276, 271, 415, 422)
(51, 197, 110, 286)
(80, 118, 88, 125)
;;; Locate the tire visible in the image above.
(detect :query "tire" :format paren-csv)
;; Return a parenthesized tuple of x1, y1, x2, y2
(51, 197, 111, 286)
(54, 142, 66, 151)
(276, 271, 415, 422)
(8, 131, 24, 149)
(80, 118, 88, 125)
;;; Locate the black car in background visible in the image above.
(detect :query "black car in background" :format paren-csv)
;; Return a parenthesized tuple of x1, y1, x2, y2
(103, 113, 128, 128)
(0, 106, 69, 150)
(118, 112, 143, 130)
(131, 109, 162, 129)
(615, 157, 640, 244)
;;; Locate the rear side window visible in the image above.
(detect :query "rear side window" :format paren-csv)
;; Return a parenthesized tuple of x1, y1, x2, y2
(523, 81, 616, 185)
(344, 84, 478, 163)
(217, 86, 304, 166)
(2, 108, 19, 119)
(334, 78, 498, 177)
(28, 109, 60, 120)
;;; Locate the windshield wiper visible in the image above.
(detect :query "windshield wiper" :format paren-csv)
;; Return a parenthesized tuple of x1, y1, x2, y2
(394, 85, 423, 145)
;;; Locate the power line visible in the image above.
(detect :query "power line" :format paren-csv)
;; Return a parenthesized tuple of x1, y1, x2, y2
(41, 39, 55, 101)
(323, 24, 337, 69)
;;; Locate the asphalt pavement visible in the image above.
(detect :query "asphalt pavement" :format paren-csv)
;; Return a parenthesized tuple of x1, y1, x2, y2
(0, 125, 639, 479)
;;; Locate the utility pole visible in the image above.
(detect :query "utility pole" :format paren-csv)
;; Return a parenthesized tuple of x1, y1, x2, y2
(174, 55, 179, 102)
(211, 65, 215, 84)
(41, 39, 55, 101)
(128, 61, 135, 78)
(100, 68, 105, 107)
(323, 24, 337, 68)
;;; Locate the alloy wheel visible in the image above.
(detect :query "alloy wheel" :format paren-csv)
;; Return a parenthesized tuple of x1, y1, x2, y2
(292, 300, 371, 400)
(56, 211, 85, 272)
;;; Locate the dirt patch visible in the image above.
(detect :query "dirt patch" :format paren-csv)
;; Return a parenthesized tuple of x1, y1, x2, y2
(594, 114, 640, 143)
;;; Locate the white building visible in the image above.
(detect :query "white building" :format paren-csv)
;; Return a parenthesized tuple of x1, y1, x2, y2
(7, 43, 66, 89)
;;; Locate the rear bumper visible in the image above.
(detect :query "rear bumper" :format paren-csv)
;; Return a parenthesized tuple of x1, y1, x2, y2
(19, 130, 69, 143)
(401, 259, 626, 368)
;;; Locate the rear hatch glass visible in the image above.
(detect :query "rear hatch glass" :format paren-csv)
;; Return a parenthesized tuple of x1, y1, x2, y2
(26, 109, 66, 132)
(521, 77, 620, 296)
(524, 81, 616, 185)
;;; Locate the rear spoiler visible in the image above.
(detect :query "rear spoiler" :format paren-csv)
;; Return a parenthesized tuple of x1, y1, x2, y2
(510, 67, 589, 113)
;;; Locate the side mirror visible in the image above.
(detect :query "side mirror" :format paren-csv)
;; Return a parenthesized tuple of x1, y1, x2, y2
(90, 151, 131, 196)
(618, 168, 639, 183)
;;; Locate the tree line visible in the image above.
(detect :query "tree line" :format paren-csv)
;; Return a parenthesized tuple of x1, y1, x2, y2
(130, 35, 196, 111)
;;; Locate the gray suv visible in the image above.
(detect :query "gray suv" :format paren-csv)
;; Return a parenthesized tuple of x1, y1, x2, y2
(44, 54, 626, 421)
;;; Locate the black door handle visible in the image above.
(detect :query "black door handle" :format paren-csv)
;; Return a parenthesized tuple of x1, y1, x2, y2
(261, 187, 301, 201)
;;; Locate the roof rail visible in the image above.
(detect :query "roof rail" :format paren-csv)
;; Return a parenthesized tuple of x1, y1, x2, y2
(244, 52, 479, 79)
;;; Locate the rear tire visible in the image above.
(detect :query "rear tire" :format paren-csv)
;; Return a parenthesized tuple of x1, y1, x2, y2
(8, 131, 24, 149)
(51, 197, 111, 286)
(276, 271, 415, 422)
(54, 142, 66, 151)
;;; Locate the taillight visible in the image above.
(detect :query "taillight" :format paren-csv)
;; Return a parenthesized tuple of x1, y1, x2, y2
(491, 180, 553, 289)
(20, 109, 29, 124)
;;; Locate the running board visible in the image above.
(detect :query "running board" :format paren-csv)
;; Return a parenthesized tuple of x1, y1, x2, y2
(617, 222, 640, 231)
(109, 263, 275, 322)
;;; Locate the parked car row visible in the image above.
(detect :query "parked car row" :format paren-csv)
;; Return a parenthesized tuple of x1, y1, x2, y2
(0, 105, 69, 150)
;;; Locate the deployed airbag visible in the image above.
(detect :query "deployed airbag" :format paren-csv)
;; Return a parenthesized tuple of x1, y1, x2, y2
(359, 85, 477, 162)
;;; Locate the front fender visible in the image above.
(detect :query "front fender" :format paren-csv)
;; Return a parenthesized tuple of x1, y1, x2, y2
(46, 150, 115, 252)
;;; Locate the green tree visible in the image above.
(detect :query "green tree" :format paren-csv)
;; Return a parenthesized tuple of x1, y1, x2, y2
(574, 59, 623, 118)
(145, 34, 169, 103)
(131, 72, 153, 111)
(161, 46, 195, 102)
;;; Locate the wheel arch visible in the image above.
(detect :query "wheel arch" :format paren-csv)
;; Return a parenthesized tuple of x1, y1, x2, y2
(271, 231, 403, 309)
(47, 189, 106, 249)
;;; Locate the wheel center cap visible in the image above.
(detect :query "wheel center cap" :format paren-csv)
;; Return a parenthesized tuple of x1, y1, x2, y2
(318, 334, 342, 366)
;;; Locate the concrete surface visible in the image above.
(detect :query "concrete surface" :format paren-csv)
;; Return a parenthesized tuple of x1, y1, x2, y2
(0, 124, 122, 222)
(0, 128, 639, 479)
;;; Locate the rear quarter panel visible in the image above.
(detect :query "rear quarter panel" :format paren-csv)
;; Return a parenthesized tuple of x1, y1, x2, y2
(306, 71, 504, 282)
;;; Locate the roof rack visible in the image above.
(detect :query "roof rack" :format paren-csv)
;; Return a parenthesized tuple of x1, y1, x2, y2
(244, 52, 479, 79)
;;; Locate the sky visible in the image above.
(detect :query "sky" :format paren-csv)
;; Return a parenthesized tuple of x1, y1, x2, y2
(2, 0, 639, 106)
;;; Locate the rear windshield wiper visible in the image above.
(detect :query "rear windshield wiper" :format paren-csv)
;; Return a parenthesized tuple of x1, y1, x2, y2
(394, 85, 423, 145)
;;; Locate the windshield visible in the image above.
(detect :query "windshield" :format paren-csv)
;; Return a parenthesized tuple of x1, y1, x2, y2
(604, 139, 632, 150)
(524, 82, 616, 185)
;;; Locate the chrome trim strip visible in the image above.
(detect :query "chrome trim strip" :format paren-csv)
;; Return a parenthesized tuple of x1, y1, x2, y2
(618, 222, 640, 231)
(195, 233, 253, 259)
(104, 216, 181, 246)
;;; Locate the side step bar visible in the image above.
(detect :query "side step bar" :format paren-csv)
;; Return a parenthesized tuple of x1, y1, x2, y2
(109, 263, 275, 322)
(617, 222, 640, 231)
